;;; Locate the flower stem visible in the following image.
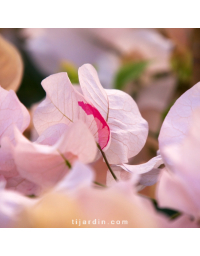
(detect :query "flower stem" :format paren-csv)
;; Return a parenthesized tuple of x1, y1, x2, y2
(97, 144, 118, 181)
(93, 181, 107, 187)
(58, 150, 72, 169)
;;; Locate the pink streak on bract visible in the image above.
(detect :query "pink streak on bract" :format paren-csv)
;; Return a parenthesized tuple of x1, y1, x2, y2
(78, 101, 110, 150)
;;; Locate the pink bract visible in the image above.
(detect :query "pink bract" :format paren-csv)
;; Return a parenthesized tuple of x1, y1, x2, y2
(156, 82, 200, 222)
(78, 101, 110, 150)
(33, 64, 148, 165)
(0, 87, 39, 195)
(33, 72, 111, 152)
(14, 121, 97, 189)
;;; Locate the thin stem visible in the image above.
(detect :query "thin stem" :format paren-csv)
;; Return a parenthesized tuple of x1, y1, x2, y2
(58, 150, 72, 169)
(93, 181, 107, 188)
(97, 144, 118, 181)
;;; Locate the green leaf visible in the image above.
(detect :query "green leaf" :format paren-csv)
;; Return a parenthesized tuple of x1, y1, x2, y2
(114, 61, 148, 90)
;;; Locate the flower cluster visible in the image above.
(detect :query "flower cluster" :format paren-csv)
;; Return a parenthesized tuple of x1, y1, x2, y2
(0, 63, 200, 228)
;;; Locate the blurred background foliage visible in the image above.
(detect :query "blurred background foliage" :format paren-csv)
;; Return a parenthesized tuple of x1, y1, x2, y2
(114, 61, 148, 91)
(0, 28, 195, 106)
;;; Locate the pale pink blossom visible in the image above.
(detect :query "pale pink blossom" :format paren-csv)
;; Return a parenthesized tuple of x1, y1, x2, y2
(33, 71, 111, 151)
(0, 176, 37, 228)
(33, 64, 148, 165)
(0, 87, 29, 142)
(156, 81, 200, 224)
(14, 121, 97, 189)
(0, 86, 39, 195)
(79, 64, 148, 164)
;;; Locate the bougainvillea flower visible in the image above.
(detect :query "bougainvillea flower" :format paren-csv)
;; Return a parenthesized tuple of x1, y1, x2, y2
(33, 71, 111, 151)
(0, 86, 39, 195)
(158, 82, 200, 169)
(78, 64, 148, 164)
(0, 176, 37, 228)
(0, 35, 23, 92)
(156, 82, 200, 224)
(0, 86, 30, 142)
(33, 64, 148, 165)
(157, 114, 200, 221)
(14, 121, 97, 189)
(15, 162, 165, 228)
(0, 136, 40, 195)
